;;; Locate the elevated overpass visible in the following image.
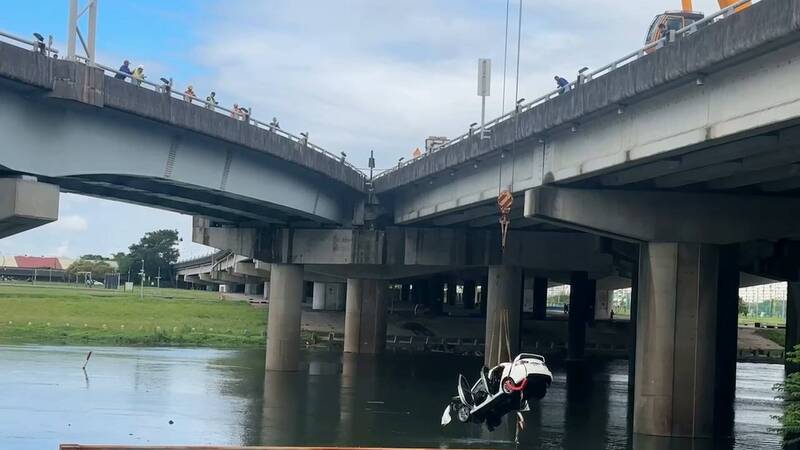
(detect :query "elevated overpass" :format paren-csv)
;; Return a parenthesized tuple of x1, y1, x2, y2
(374, 0, 800, 240)
(3, 0, 800, 442)
(0, 41, 365, 229)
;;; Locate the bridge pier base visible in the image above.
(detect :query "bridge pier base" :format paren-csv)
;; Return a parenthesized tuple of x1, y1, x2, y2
(484, 266, 522, 367)
(634, 242, 730, 438)
(568, 272, 593, 362)
(344, 278, 388, 354)
(265, 264, 304, 372)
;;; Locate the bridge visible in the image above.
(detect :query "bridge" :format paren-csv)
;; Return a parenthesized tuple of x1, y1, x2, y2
(2, 0, 800, 442)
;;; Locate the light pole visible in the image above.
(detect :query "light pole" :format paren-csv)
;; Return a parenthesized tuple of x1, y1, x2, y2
(477, 58, 491, 140)
(139, 259, 145, 299)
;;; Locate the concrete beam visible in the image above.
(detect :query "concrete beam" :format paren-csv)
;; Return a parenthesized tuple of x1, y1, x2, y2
(233, 261, 268, 278)
(192, 217, 274, 260)
(524, 186, 800, 244)
(0, 178, 59, 238)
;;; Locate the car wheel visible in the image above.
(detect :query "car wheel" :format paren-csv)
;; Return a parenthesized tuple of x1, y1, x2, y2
(501, 377, 516, 394)
(457, 403, 471, 423)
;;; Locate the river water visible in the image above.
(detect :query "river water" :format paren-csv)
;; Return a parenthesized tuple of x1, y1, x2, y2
(0, 345, 785, 449)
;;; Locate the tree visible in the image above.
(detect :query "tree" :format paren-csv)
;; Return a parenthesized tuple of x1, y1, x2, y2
(112, 252, 132, 280)
(80, 254, 107, 261)
(775, 347, 800, 444)
(66, 259, 114, 281)
(738, 296, 747, 316)
(127, 229, 180, 286)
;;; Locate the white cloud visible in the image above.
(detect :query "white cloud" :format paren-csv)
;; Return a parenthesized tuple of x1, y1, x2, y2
(53, 241, 70, 257)
(191, 0, 726, 167)
(50, 214, 88, 233)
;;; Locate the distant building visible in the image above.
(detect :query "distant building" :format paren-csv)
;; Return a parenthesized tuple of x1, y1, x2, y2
(0, 255, 75, 281)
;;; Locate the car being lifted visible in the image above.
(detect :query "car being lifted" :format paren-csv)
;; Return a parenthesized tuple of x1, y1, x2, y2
(441, 353, 553, 431)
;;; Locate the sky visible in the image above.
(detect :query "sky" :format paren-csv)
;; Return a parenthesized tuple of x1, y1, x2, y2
(0, 0, 726, 260)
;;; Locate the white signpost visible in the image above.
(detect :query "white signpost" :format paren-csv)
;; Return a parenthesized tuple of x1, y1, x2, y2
(477, 58, 492, 139)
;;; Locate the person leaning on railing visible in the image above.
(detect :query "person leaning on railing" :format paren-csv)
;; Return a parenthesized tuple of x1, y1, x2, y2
(183, 85, 196, 103)
(206, 91, 218, 111)
(130, 65, 145, 86)
(115, 60, 132, 80)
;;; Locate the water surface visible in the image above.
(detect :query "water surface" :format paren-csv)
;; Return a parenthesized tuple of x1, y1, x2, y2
(0, 345, 784, 449)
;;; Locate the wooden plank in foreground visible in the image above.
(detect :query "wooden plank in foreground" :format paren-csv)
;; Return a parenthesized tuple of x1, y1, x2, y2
(60, 446, 486, 450)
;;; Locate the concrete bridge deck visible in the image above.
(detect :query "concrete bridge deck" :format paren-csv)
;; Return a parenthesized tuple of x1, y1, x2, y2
(0, 41, 364, 227)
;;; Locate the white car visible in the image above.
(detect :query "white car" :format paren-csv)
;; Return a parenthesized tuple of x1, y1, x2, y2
(441, 353, 553, 430)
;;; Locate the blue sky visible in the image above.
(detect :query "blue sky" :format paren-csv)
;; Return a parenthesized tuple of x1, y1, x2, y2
(0, 0, 725, 259)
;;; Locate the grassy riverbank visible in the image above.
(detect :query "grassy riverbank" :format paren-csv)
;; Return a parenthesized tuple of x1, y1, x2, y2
(0, 283, 266, 347)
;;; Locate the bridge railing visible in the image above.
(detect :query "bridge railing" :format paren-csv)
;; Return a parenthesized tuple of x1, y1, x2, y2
(0, 29, 363, 178)
(376, 0, 760, 178)
(0, 29, 59, 57)
(77, 58, 365, 176)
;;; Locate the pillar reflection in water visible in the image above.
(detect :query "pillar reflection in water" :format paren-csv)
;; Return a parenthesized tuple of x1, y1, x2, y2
(260, 369, 304, 445)
(633, 434, 723, 450)
(338, 352, 358, 443)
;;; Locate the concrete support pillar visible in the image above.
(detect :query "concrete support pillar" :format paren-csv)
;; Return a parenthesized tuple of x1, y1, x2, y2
(634, 242, 719, 438)
(413, 279, 428, 304)
(400, 283, 411, 303)
(263, 281, 270, 300)
(244, 282, 262, 296)
(312, 282, 326, 310)
(265, 264, 304, 372)
(568, 272, 593, 362)
(360, 280, 388, 354)
(714, 245, 739, 437)
(445, 279, 456, 306)
(344, 279, 388, 354)
(462, 280, 476, 309)
(484, 266, 523, 367)
(479, 277, 488, 317)
(344, 279, 362, 354)
(787, 282, 800, 373)
(532, 277, 548, 320)
(628, 250, 640, 426)
(594, 289, 612, 320)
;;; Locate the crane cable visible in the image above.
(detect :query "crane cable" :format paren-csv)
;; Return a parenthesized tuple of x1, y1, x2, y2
(501, 0, 510, 115)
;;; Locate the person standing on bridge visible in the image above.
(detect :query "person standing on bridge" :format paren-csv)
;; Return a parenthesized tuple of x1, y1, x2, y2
(115, 60, 132, 80)
(555, 75, 570, 95)
(183, 85, 196, 103)
(206, 91, 218, 111)
(130, 65, 145, 86)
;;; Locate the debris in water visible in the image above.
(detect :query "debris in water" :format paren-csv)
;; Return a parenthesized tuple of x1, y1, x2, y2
(81, 351, 93, 370)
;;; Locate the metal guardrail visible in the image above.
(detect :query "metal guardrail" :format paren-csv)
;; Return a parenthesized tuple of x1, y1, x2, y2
(77, 58, 365, 176)
(0, 29, 59, 55)
(375, 0, 761, 179)
(0, 32, 363, 178)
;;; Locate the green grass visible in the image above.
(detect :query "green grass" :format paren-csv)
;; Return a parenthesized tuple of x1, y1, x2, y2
(754, 328, 786, 347)
(0, 283, 267, 347)
(738, 315, 786, 326)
